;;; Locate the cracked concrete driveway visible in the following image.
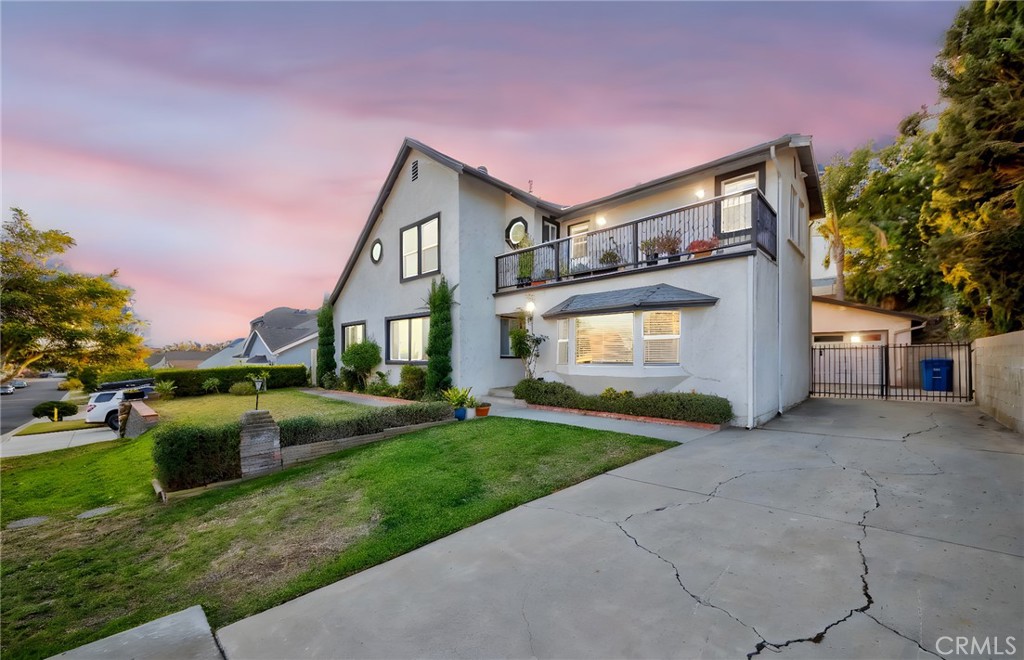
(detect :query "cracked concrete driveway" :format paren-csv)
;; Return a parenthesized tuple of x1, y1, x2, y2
(217, 399, 1023, 659)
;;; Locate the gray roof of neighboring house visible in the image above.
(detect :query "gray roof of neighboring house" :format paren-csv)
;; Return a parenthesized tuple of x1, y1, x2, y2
(247, 307, 318, 353)
(812, 296, 929, 321)
(542, 283, 718, 319)
(145, 350, 217, 369)
(198, 338, 246, 369)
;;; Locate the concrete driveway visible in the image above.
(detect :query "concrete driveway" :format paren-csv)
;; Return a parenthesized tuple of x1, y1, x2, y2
(218, 399, 1023, 659)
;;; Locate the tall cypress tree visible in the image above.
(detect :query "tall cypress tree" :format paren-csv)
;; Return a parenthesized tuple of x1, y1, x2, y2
(425, 276, 454, 393)
(316, 301, 337, 386)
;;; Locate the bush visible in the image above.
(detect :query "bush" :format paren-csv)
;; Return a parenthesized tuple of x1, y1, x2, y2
(144, 365, 307, 397)
(398, 365, 426, 400)
(426, 276, 454, 393)
(202, 377, 221, 394)
(319, 372, 339, 390)
(31, 400, 79, 421)
(512, 380, 733, 425)
(278, 402, 453, 447)
(154, 380, 177, 399)
(342, 340, 381, 389)
(229, 381, 256, 396)
(78, 367, 99, 393)
(97, 367, 154, 385)
(57, 378, 83, 391)
(365, 371, 398, 397)
(339, 368, 360, 391)
(152, 422, 241, 490)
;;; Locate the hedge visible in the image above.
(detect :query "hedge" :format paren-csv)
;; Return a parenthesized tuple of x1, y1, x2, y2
(278, 402, 453, 448)
(32, 401, 79, 421)
(152, 421, 241, 491)
(146, 365, 308, 397)
(511, 380, 734, 425)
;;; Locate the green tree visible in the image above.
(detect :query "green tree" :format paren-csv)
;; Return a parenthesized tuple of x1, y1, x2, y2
(926, 0, 1024, 333)
(316, 301, 337, 386)
(1, 208, 148, 377)
(845, 115, 950, 312)
(818, 147, 874, 301)
(425, 276, 455, 394)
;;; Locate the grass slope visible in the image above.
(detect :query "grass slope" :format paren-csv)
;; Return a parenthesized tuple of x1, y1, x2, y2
(13, 420, 97, 436)
(1, 417, 670, 659)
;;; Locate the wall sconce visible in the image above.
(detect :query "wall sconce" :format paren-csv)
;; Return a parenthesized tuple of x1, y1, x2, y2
(695, 188, 705, 200)
(524, 300, 536, 316)
(596, 216, 607, 227)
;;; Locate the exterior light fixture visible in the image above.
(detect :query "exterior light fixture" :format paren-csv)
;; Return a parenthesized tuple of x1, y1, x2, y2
(596, 216, 607, 227)
(524, 300, 536, 316)
(850, 335, 862, 344)
(696, 188, 705, 199)
(253, 376, 266, 409)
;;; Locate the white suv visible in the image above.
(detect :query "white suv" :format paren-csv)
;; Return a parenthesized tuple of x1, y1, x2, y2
(85, 387, 154, 430)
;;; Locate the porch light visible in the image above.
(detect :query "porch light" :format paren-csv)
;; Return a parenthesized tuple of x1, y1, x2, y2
(524, 301, 536, 316)
(850, 334, 862, 343)
(596, 216, 607, 227)
(696, 188, 705, 199)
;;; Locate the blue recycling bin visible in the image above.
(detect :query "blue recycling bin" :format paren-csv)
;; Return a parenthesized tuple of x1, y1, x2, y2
(920, 358, 954, 392)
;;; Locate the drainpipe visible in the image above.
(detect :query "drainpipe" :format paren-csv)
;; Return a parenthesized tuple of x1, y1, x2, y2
(747, 255, 755, 429)
(770, 145, 784, 417)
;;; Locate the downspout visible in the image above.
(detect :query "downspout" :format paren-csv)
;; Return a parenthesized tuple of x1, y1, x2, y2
(747, 255, 756, 429)
(770, 145, 784, 416)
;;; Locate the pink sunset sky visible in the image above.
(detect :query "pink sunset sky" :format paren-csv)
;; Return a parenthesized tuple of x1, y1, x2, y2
(1, 1, 962, 346)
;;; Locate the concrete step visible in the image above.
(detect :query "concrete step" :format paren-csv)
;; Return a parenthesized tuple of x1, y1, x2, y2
(487, 387, 527, 408)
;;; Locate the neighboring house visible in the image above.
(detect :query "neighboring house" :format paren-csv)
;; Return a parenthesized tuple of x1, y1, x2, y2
(236, 307, 318, 371)
(145, 350, 217, 370)
(329, 135, 824, 427)
(812, 296, 927, 346)
(197, 338, 246, 369)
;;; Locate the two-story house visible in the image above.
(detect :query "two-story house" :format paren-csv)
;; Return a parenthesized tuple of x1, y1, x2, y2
(329, 136, 823, 427)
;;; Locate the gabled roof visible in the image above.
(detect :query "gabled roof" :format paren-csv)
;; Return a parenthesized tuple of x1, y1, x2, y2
(561, 134, 823, 219)
(812, 296, 928, 321)
(329, 138, 563, 305)
(145, 350, 216, 368)
(542, 283, 718, 319)
(245, 307, 318, 354)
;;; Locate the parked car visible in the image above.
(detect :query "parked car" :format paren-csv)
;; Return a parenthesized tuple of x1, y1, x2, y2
(11, 380, 28, 388)
(38, 372, 51, 378)
(85, 386, 155, 430)
(0, 384, 15, 395)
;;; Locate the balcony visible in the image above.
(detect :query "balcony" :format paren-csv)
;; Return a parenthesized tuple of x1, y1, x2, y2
(495, 190, 777, 291)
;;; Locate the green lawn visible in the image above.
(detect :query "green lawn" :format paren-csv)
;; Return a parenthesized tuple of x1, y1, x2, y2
(1, 417, 671, 659)
(13, 420, 97, 436)
(149, 389, 367, 425)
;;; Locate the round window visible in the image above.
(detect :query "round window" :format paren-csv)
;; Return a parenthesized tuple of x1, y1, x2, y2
(370, 239, 383, 264)
(505, 217, 528, 248)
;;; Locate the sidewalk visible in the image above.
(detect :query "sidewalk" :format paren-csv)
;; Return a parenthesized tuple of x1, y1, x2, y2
(0, 425, 118, 458)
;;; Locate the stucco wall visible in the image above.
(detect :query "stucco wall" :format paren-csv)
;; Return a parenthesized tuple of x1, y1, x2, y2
(973, 331, 1024, 434)
(275, 338, 316, 370)
(495, 256, 752, 424)
(812, 302, 914, 344)
(333, 149, 461, 385)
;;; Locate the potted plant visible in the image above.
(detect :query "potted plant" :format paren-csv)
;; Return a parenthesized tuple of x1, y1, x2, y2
(596, 237, 624, 273)
(536, 268, 556, 285)
(475, 401, 492, 417)
(441, 386, 472, 420)
(639, 238, 659, 266)
(654, 230, 683, 262)
(516, 235, 534, 287)
(686, 236, 720, 258)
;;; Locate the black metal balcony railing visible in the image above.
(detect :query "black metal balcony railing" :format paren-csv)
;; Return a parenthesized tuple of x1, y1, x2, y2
(495, 190, 777, 291)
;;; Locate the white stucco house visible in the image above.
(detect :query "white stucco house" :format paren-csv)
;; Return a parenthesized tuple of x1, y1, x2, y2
(329, 136, 824, 427)
(197, 338, 246, 369)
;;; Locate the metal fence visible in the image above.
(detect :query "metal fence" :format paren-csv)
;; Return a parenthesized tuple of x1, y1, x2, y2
(811, 342, 973, 402)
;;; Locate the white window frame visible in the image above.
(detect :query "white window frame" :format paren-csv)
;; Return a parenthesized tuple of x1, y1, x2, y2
(721, 173, 757, 234)
(556, 319, 569, 365)
(642, 311, 680, 365)
(387, 315, 430, 364)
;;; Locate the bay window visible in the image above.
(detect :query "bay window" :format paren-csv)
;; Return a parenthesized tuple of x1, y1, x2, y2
(575, 313, 633, 364)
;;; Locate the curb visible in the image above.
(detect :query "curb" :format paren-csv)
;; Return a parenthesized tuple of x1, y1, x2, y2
(525, 404, 723, 431)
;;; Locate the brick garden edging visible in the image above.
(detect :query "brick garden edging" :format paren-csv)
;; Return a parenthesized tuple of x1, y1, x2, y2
(526, 403, 723, 431)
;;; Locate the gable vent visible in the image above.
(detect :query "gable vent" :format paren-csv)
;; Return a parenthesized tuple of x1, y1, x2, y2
(411, 160, 419, 182)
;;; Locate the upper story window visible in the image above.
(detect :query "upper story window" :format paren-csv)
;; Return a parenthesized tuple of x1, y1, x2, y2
(568, 222, 589, 260)
(542, 218, 560, 243)
(401, 214, 440, 281)
(721, 173, 757, 233)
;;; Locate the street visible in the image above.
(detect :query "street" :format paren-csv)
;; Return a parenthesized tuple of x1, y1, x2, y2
(0, 378, 67, 435)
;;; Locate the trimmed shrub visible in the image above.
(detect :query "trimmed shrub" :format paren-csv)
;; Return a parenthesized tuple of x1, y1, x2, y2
(316, 302, 338, 386)
(425, 276, 454, 393)
(31, 400, 79, 421)
(97, 367, 154, 385)
(152, 422, 241, 491)
(365, 371, 398, 397)
(57, 378, 83, 391)
(398, 365, 426, 400)
(144, 365, 307, 397)
(278, 402, 453, 447)
(229, 381, 256, 396)
(342, 340, 381, 390)
(512, 380, 733, 425)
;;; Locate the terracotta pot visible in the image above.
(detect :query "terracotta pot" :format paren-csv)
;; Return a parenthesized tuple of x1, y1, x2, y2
(475, 406, 491, 417)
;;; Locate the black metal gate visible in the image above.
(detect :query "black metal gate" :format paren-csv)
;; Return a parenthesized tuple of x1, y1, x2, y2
(811, 342, 973, 402)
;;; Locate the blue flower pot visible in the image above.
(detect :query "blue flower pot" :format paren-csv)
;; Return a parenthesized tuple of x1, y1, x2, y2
(453, 407, 467, 421)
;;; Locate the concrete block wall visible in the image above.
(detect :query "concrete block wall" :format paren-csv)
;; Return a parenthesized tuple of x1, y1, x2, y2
(973, 330, 1024, 434)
